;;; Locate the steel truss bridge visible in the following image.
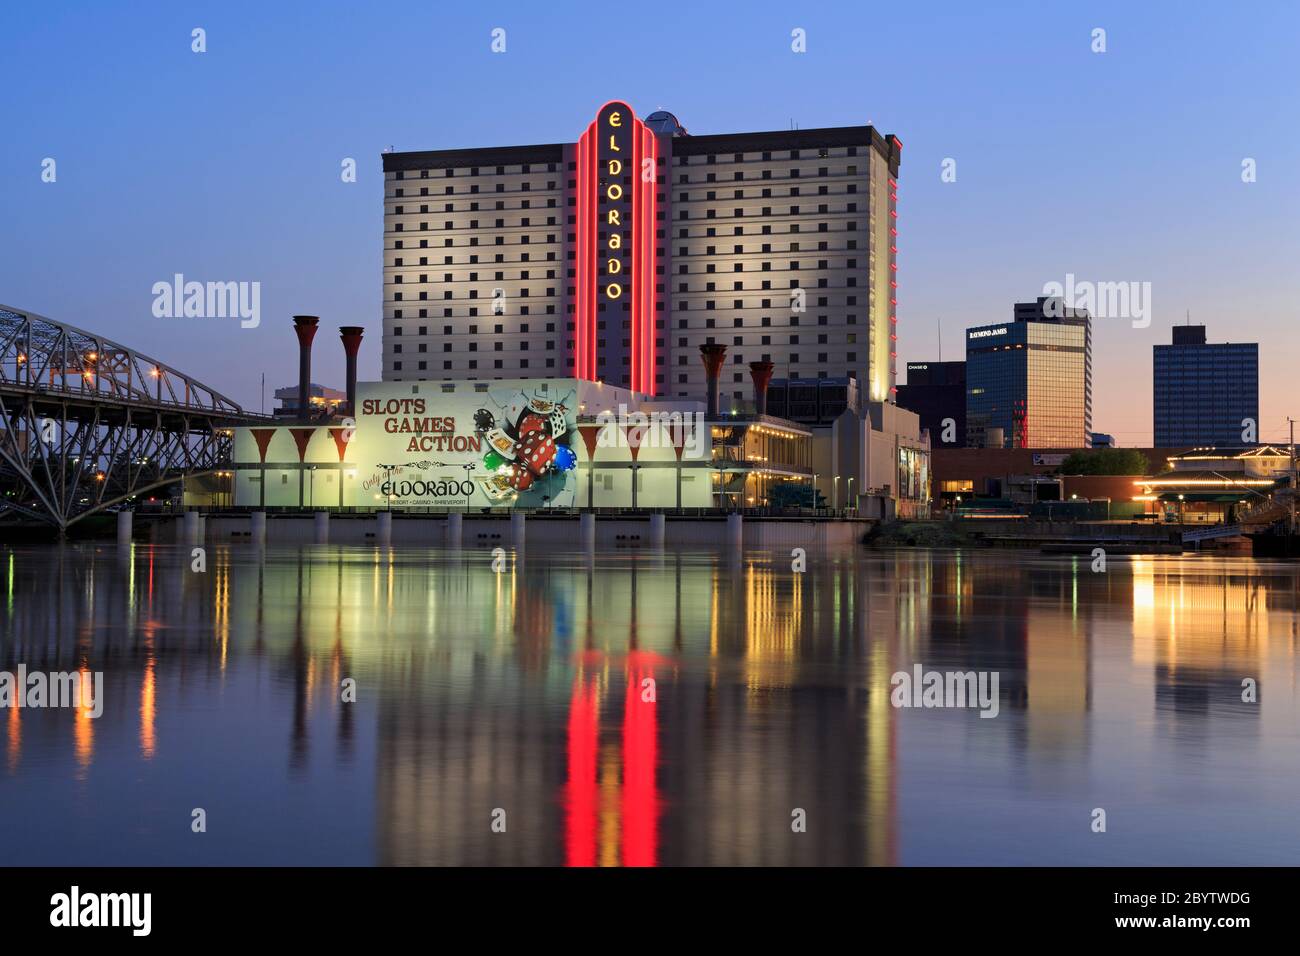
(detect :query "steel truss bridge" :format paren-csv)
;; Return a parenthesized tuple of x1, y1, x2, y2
(0, 304, 267, 530)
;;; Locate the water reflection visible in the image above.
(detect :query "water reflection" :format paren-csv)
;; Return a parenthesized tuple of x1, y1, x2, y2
(0, 543, 1298, 865)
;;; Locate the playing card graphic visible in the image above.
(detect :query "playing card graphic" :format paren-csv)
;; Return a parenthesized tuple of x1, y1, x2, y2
(476, 473, 516, 501)
(500, 392, 531, 430)
(547, 408, 568, 439)
(485, 427, 518, 460)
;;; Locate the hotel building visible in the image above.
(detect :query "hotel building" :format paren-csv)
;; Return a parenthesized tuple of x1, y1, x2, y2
(380, 103, 902, 408)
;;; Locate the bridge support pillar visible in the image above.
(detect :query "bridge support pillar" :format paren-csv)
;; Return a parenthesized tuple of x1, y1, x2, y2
(314, 511, 329, 544)
(511, 511, 526, 548)
(649, 512, 666, 549)
(250, 511, 267, 544)
(376, 511, 392, 546)
(445, 512, 463, 548)
(183, 510, 201, 544)
(116, 510, 132, 545)
(580, 512, 596, 551)
(726, 513, 743, 552)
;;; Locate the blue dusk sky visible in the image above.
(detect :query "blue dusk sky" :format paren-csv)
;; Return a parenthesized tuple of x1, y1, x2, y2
(2, 1, 1297, 444)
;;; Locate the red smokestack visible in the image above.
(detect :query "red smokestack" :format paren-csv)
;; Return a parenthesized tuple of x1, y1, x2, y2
(699, 344, 727, 419)
(339, 326, 364, 417)
(292, 315, 319, 420)
(749, 361, 774, 416)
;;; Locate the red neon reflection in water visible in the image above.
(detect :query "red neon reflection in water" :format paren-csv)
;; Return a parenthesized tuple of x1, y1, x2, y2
(564, 675, 599, 867)
(564, 653, 661, 867)
(621, 652, 658, 867)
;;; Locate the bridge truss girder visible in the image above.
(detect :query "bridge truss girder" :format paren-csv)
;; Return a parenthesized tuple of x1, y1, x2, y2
(0, 393, 232, 529)
(0, 304, 258, 530)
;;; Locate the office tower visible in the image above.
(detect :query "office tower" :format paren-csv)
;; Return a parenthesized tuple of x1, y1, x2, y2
(1153, 325, 1258, 446)
(965, 297, 1092, 448)
(896, 360, 966, 446)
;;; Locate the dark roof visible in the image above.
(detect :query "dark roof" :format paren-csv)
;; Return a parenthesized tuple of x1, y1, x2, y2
(382, 122, 901, 176)
(382, 142, 565, 172)
(674, 125, 900, 174)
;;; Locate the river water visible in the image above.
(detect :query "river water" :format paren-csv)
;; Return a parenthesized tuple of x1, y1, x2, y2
(1, 542, 1297, 866)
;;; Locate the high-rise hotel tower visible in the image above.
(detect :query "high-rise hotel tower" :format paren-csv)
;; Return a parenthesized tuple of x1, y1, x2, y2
(381, 103, 902, 408)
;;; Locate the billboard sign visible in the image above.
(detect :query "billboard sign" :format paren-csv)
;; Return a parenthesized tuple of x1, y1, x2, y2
(349, 380, 580, 508)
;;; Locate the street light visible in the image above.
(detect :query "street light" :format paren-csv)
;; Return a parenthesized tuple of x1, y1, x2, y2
(377, 463, 396, 512)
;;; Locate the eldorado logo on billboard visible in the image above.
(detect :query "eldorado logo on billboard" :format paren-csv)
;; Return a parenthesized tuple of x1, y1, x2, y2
(352, 382, 579, 508)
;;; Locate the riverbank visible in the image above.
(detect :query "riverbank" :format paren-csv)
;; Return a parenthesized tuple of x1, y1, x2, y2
(866, 518, 1243, 556)
(865, 520, 973, 549)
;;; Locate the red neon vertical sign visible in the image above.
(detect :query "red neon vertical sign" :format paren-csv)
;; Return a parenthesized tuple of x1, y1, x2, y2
(631, 120, 641, 392)
(574, 129, 585, 378)
(575, 123, 597, 380)
(632, 127, 658, 395)
(573, 102, 658, 394)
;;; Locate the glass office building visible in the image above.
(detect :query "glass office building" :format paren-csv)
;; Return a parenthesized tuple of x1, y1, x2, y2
(965, 297, 1092, 449)
(1153, 325, 1258, 447)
